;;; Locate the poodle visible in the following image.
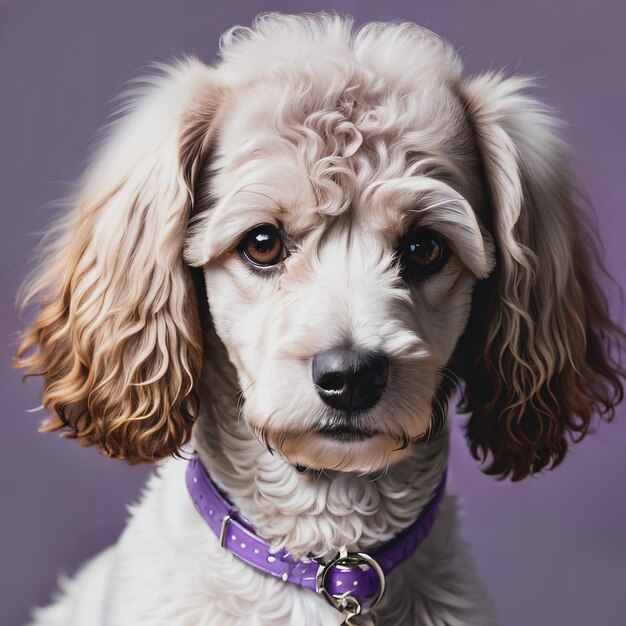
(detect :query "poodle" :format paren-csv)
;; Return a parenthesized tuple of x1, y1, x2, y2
(16, 13, 624, 626)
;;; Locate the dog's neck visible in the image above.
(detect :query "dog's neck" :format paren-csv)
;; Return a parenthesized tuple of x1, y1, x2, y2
(192, 339, 448, 560)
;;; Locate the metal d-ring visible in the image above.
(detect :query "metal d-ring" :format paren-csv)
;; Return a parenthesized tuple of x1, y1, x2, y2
(315, 551, 386, 618)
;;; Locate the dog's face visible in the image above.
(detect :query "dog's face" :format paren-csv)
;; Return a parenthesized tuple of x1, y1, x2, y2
(188, 72, 494, 472)
(17, 15, 623, 480)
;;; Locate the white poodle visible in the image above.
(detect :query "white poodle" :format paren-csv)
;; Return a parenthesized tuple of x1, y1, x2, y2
(17, 13, 624, 626)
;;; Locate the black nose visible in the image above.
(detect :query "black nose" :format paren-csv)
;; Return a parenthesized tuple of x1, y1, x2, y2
(312, 349, 389, 412)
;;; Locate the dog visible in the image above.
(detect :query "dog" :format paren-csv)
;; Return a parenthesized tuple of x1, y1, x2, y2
(16, 13, 625, 626)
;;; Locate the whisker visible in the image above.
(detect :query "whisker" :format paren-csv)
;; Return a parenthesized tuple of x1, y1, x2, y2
(438, 366, 460, 390)
(234, 380, 256, 425)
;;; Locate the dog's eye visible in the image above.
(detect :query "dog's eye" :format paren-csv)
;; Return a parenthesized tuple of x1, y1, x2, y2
(397, 228, 449, 279)
(238, 224, 287, 267)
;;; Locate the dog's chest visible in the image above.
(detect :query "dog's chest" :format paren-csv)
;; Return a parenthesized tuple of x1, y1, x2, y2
(99, 460, 492, 626)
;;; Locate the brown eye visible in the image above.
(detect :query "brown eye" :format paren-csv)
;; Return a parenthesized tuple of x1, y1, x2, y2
(397, 228, 449, 280)
(239, 224, 287, 267)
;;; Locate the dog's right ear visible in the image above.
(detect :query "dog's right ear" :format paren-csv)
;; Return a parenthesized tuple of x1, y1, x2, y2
(15, 59, 226, 463)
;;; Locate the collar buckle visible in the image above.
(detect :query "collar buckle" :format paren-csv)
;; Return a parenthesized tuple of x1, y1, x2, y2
(219, 513, 232, 548)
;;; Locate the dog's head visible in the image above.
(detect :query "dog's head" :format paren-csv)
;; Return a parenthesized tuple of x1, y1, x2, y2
(17, 15, 624, 479)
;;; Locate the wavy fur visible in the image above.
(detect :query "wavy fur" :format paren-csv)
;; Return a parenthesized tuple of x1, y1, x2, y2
(16, 13, 624, 626)
(16, 59, 224, 462)
(454, 74, 625, 480)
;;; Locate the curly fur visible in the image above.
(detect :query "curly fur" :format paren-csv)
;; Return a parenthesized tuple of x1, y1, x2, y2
(16, 62, 221, 462)
(454, 74, 625, 479)
(16, 13, 624, 626)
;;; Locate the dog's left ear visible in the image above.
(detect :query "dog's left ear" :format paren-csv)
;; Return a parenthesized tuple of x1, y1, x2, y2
(454, 73, 625, 480)
(16, 59, 226, 463)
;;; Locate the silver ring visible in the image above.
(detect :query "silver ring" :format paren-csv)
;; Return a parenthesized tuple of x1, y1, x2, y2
(315, 551, 386, 612)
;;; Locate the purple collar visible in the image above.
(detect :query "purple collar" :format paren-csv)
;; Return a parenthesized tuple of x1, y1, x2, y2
(186, 458, 446, 621)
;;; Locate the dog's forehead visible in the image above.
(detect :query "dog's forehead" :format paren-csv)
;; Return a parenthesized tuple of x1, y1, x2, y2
(208, 64, 479, 249)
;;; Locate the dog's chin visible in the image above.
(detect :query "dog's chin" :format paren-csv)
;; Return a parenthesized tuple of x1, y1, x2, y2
(277, 431, 415, 474)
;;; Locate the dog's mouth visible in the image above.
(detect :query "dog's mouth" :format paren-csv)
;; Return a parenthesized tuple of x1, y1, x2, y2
(273, 425, 417, 474)
(316, 424, 379, 442)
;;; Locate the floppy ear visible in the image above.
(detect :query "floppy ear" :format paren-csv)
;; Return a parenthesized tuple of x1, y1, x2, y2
(454, 73, 625, 480)
(15, 59, 226, 463)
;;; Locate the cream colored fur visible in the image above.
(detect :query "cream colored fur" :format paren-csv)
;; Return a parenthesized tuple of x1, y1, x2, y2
(20, 13, 624, 626)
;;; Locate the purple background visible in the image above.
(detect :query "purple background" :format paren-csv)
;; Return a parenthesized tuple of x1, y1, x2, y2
(1, 1, 625, 624)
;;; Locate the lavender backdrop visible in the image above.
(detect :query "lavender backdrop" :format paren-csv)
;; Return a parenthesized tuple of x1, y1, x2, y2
(1, 1, 624, 624)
